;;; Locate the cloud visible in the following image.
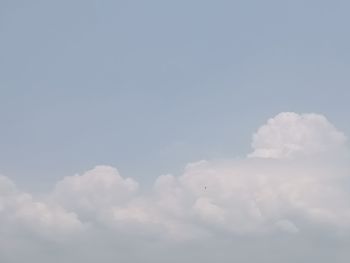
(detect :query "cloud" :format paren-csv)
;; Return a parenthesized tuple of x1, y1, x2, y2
(1, 112, 350, 262)
(0, 175, 84, 242)
(51, 165, 138, 219)
(44, 112, 350, 238)
(249, 112, 347, 159)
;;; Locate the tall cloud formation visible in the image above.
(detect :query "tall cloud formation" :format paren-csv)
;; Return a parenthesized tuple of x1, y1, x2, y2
(1, 112, 350, 262)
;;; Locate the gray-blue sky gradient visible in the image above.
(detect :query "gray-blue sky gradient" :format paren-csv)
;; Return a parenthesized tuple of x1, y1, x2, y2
(2, 3, 350, 261)
(1, 0, 350, 190)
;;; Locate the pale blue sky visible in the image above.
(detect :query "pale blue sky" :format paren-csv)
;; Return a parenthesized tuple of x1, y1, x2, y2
(1, 0, 350, 190)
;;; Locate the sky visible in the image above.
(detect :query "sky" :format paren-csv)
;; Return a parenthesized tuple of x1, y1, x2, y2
(1, 0, 350, 262)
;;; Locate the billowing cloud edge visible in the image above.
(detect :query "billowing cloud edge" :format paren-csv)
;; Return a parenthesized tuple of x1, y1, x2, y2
(1, 112, 350, 243)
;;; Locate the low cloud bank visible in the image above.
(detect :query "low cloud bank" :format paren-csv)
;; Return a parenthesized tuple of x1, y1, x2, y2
(1, 112, 350, 262)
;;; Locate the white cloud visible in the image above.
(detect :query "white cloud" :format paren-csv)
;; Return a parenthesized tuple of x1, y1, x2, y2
(249, 112, 347, 159)
(0, 175, 84, 241)
(51, 165, 138, 217)
(41, 112, 350, 239)
(1, 112, 350, 262)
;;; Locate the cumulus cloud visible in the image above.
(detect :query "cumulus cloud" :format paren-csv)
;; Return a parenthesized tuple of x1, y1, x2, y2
(249, 112, 347, 159)
(1, 112, 350, 262)
(51, 166, 138, 219)
(41, 112, 350, 239)
(0, 176, 84, 242)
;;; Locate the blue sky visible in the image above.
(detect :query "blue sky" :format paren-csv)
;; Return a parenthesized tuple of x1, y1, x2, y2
(2, 1, 350, 262)
(2, 0, 350, 190)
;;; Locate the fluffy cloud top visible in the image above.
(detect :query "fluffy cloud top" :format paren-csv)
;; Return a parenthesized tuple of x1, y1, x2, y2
(52, 166, 138, 217)
(1, 112, 350, 262)
(0, 176, 83, 241)
(249, 112, 347, 159)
